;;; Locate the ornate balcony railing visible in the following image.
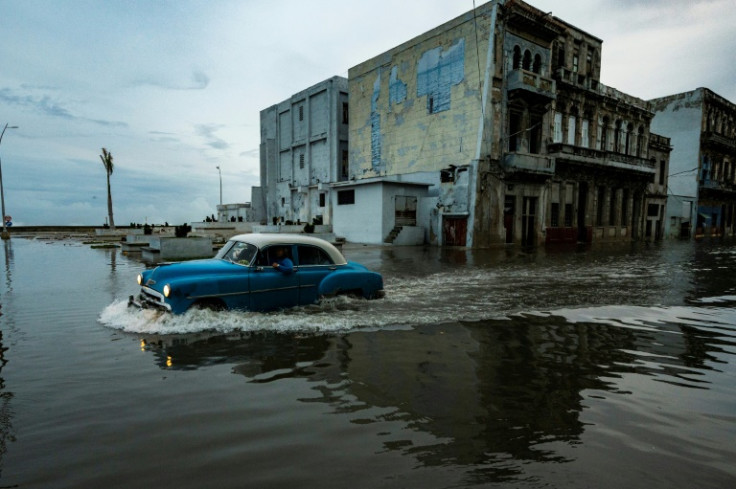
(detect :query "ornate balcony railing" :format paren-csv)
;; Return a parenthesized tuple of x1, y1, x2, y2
(548, 143, 655, 174)
(507, 69, 556, 102)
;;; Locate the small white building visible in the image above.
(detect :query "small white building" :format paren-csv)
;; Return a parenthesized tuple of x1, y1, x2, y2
(331, 177, 431, 245)
(216, 203, 253, 223)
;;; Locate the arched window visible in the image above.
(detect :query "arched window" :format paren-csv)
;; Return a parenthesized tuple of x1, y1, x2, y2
(523, 50, 532, 70)
(600, 116, 609, 151)
(625, 123, 634, 155)
(636, 126, 644, 157)
(513, 46, 522, 69)
(533, 54, 542, 74)
(614, 120, 623, 153)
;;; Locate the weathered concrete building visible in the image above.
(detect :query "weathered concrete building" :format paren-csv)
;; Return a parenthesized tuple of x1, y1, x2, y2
(650, 88, 736, 239)
(346, 0, 668, 247)
(259, 76, 349, 226)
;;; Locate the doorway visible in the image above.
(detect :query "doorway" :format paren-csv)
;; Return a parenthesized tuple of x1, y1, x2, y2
(577, 182, 588, 242)
(521, 197, 537, 247)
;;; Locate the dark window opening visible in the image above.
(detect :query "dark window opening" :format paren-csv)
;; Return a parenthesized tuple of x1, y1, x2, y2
(648, 204, 659, 217)
(533, 54, 542, 74)
(609, 189, 617, 225)
(342, 102, 349, 124)
(299, 153, 305, 169)
(298, 105, 304, 121)
(550, 202, 560, 228)
(337, 189, 355, 205)
(564, 203, 573, 227)
(659, 160, 666, 185)
(440, 167, 456, 183)
(596, 186, 605, 226)
(319, 193, 326, 207)
(513, 46, 522, 69)
(341, 150, 349, 179)
(509, 110, 522, 152)
(522, 50, 532, 70)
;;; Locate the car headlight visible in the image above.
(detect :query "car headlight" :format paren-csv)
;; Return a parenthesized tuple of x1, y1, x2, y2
(137, 274, 143, 285)
(163, 284, 171, 298)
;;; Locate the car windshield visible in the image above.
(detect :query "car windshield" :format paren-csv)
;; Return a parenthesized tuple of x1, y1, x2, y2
(222, 242, 257, 265)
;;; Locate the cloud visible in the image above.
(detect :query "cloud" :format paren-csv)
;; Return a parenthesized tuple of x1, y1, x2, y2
(195, 124, 230, 150)
(0, 87, 127, 127)
(131, 69, 210, 91)
(239, 148, 260, 158)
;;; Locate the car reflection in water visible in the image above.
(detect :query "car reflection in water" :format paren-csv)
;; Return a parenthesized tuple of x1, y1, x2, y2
(138, 305, 721, 483)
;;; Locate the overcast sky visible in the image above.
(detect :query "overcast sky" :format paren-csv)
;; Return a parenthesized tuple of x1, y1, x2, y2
(1, 0, 734, 226)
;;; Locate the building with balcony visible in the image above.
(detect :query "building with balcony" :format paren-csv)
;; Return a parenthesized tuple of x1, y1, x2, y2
(346, 0, 668, 247)
(258, 76, 349, 227)
(650, 88, 736, 239)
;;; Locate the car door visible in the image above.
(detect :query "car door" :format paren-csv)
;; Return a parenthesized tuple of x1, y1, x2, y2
(295, 244, 336, 304)
(249, 245, 300, 310)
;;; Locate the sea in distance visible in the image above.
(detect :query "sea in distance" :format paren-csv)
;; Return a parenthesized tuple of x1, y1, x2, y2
(0, 236, 734, 488)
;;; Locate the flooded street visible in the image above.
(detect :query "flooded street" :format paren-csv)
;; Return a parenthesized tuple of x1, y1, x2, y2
(1, 237, 735, 488)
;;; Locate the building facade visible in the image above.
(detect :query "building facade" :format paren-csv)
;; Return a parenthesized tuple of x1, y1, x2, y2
(259, 76, 349, 226)
(346, 0, 668, 247)
(650, 88, 736, 239)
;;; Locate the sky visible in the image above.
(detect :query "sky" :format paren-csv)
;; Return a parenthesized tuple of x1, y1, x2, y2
(1, 0, 734, 226)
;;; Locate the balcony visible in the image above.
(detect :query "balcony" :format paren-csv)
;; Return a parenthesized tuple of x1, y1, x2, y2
(507, 69, 556, 103)
(503, 153, 555, 176)
(702, 131, 736, 151)
(700, 178, 736, 194)
(548, 143, 655, 175)
(553, 68, 651, 113)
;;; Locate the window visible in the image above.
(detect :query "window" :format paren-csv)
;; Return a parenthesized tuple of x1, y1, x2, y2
(297, 245, 333, 266)
(609, 188, 617, 225)
(572, 52, 579, 73)
(554, 113, 563, 143)
(281, 197, 285, 206)
(523, 50, 532, 70)
(509, 110, 522, 152)
(337, 189, 355, 205)
(648, 204, 660, 217)
(659, 160, 666, 185)
(299, 153, 305, 169)
(550, 203, 560, 227)
(567, 114, 576, 145)
(581, 119, 589, 148)
(564, 204, 573, 227)
(341, 150, 349, 179)
(513, 46, 522, 69)
(600, 117, 609, 151)
(298, 105, 304, 121)
(342, 102, 349, 124)
(596, 186, 605, 226)
(319, 193, 326, 207)
(533, 54, 542, 74)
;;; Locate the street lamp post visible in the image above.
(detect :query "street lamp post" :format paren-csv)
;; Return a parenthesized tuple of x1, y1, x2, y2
(216, 165, 222, 205)
(0, 123, 19, 240)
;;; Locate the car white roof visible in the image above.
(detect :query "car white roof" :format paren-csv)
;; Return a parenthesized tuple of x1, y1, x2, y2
(230, 233, 347, 265)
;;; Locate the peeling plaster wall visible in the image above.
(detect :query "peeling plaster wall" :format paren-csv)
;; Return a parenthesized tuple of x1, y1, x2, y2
(349, 10, 489, 180)
(650, 90, 704, 233)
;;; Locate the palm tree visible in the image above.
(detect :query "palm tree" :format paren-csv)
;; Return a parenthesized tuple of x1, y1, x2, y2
(99, 147, 115, 229)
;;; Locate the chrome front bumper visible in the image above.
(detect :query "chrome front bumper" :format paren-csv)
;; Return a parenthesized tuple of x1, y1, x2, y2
(128, 287, 172, 312)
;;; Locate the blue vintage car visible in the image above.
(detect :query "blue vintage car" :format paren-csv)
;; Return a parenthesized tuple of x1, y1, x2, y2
(129, 233, 384, 314)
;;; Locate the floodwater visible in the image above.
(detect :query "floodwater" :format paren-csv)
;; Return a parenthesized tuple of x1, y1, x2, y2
(0, 237, 735, 488)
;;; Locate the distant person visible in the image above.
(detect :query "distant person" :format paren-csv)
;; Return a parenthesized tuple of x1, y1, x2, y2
(271, 247, 293, 274)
